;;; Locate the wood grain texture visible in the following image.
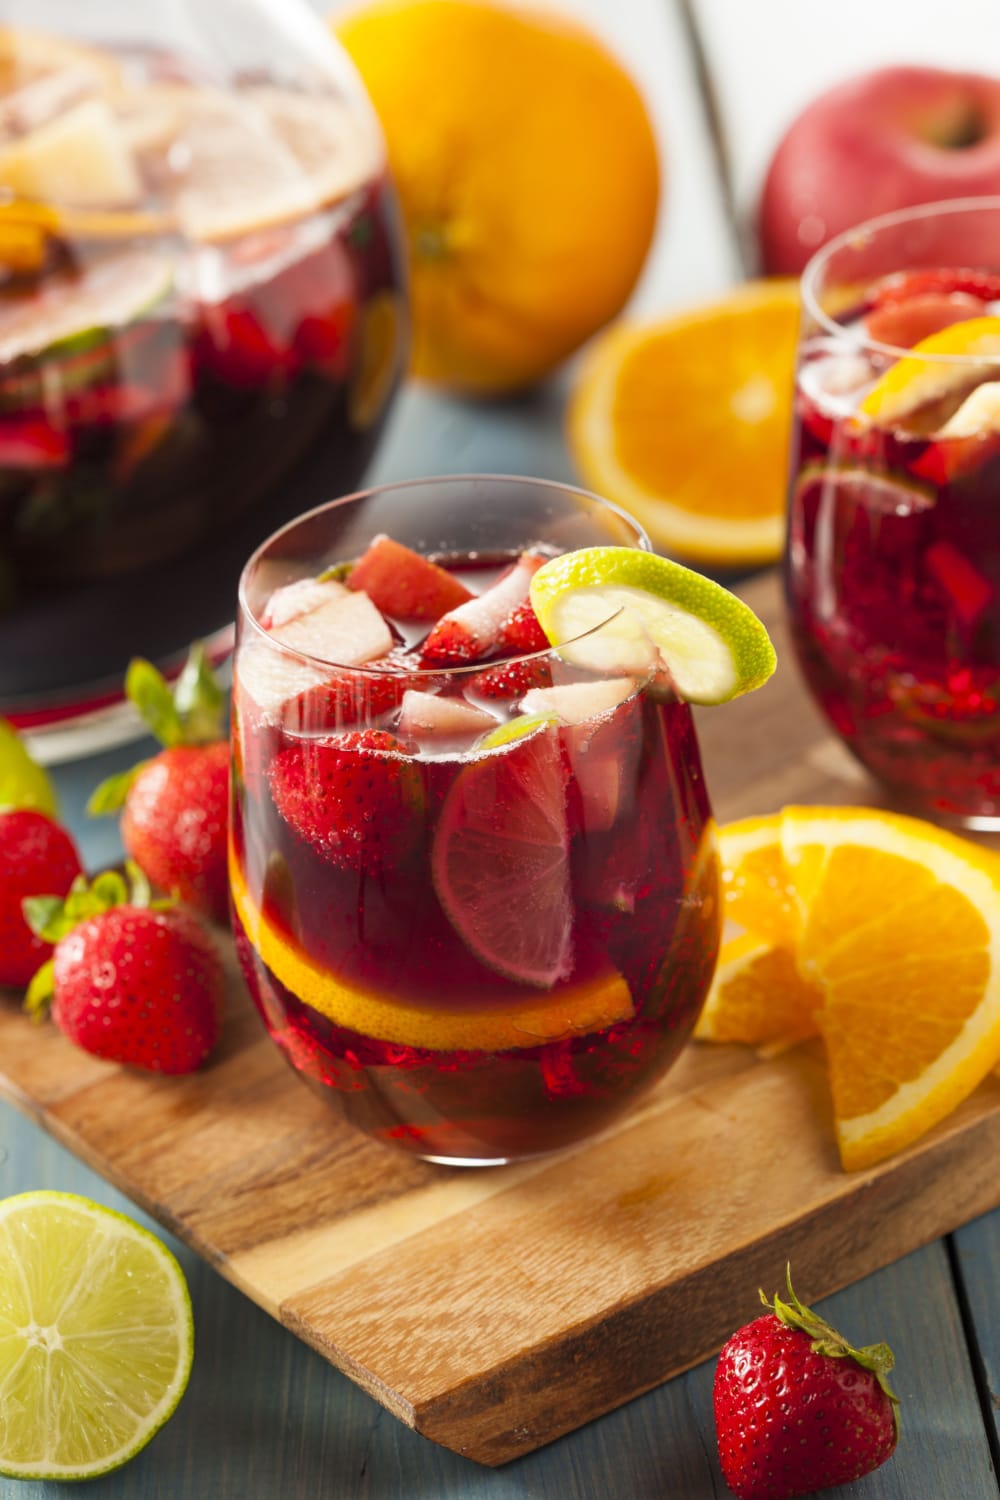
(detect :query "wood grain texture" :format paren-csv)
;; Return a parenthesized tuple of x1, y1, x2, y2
(3, 570, 1000, 1468)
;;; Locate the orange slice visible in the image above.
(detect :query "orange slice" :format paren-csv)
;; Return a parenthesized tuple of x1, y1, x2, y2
(229, 845, 634, 1052)
(717, 813, 800, 946)
(698, 806, 1000, 1171)
(694, 931, 821, 1047)
(859, 317, 1000, 426)
(567, 279, 800, 567)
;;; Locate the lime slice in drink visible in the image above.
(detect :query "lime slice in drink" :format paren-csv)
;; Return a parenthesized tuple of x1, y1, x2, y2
(432, 727, 574, 987)
(529, 546, 776, 705)
(0, 1191, 193, 1481)
(0, 716, 57, 814)
(479, 711, 558, 749)
(0, 247, 173, 365)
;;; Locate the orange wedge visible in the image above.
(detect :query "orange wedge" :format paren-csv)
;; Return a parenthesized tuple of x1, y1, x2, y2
(229, 846, 634, 1052)
(859, 317, 1000, 427)
(567, 279, 800, 567)
(699, 805, 1000, 1171)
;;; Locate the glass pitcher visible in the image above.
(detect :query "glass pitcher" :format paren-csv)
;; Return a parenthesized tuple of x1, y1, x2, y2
(0, 0, 408, 757)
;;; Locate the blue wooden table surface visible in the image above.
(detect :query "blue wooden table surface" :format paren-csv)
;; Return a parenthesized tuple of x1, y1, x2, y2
(5, 0, 1000, 1491)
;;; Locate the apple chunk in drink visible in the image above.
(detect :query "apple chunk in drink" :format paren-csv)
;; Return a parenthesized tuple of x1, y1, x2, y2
(231, 478, 775, 1164)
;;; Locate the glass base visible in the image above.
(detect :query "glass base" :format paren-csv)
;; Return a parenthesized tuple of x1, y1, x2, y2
(9, 624, 234, 766)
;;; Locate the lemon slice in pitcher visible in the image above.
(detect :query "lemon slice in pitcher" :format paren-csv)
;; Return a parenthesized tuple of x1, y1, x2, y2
(0, 1191, 193, 1481)
(860, 316, 1000, 425)
(529, 547, 776, 704)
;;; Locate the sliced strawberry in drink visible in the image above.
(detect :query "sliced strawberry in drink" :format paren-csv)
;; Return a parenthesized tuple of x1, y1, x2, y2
(269, 728, 424, 874)
(198, 303, 298, 388)
(421, 551, 546, 664)
(925, 539, 994, 628)
(865, 292, 986, 349)
(0, 411, 68, 468)
(284, 662, 409, 733)
(497, 597, 548, 652)
(347, 533, 474, 621)
(431, 727, 573, 987)
(469, 656, 556, 700)
(867, 267, 1000, 309)
(293, 303, 355, 376)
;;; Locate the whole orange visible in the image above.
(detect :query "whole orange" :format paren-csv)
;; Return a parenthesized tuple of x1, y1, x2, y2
(335, 0, 661, 394)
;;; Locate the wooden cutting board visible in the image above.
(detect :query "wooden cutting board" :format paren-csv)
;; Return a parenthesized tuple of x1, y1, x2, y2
(3, 568, 1000, 1468)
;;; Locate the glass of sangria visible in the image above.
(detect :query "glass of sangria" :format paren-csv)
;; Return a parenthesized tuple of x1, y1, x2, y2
(786, 197, 1000, 829)
(230, 475, 722, 1165)
(0, 1, 407, 758)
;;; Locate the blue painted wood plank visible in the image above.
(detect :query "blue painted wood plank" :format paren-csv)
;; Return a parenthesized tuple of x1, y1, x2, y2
(954, 1212, 1000, 1459)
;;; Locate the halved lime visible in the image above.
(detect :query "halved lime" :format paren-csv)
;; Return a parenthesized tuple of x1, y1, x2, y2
(529, 547, 776, 705)
(0, 716, 57, 814)
(0, 248, 173, 365)
(0, 1191, 193, 1481)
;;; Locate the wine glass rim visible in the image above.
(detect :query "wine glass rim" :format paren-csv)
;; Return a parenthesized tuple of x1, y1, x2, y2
(237, 472, 652, 678)
(800, 195, 1000, 365)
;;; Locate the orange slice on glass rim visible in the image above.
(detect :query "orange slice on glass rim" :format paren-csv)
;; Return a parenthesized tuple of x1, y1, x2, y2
(229, 845, 633, 1052)
(859, 316, 1000, 426)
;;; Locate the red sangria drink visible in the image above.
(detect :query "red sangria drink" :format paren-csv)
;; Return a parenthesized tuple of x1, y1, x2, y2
(0, 10, 406, 755)
(230, 477, 728, 1164)
(786, 198, 1000, 828)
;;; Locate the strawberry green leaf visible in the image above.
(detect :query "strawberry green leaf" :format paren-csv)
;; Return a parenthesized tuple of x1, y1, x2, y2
(126, 658, 184, 747)
(24, 959, 55, 1019)
(125, 859, 152, 909)
(88, 870, 129, 912)
(319, 560, 353, 583)
(86, 763, 146, 817)
(173, 642, 225, 745)
(22, 895, 69, 943)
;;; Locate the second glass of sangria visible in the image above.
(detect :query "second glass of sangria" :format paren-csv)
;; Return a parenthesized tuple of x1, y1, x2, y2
(231, 476, 723, 1165)
(786, 197, 1000, 829)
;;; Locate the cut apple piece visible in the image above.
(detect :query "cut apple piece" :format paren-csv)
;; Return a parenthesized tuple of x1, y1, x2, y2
(347, 533, 473, 621)
(261, 577, 348, 630)
(938, 380, 1000, 438)
(421, 552, 545, 664)
(0, 96, 140, 208)
(236, 639, 327, 724)
(520, 678, 636, 724)
(268, 589, 393, 665)
(398, 690, 497, 740)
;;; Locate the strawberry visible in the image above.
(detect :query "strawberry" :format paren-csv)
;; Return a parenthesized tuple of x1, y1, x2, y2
(866, 266, 1000, 309)
(268, 728, 423, 874)
(0, 810, 82, 987)
(421, 552, 546, 664)
(24, 867, 223, 1074)
(496, 597, 549, 653)
(469, 657, 555, 700)
(347, 533, 473, 621)
(283, 656, 411, 733)
(714, 1268, 899, 1500)
(89, 645, 229, 924)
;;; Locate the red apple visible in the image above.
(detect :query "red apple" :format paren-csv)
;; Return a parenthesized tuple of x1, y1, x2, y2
(759, 66, 1000, 275)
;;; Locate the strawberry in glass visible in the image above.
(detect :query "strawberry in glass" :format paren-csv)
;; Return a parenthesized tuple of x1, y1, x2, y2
(786, 199, 1000, 828)
(230, 476, 775, 1164)
(0, 10, 406, 756)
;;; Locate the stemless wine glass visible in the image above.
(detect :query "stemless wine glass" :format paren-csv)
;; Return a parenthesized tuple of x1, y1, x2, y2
(0, 0, 407, 758)
(230, 475, 721, 1166)
(785, 197, 1000, 829)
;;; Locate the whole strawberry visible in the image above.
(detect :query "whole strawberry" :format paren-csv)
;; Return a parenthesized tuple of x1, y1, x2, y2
(90, 646, 229, 924)
(0, 809, 82, 987)
(24, 866, 223, 1074)
(714, 1268, 899, 1500)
